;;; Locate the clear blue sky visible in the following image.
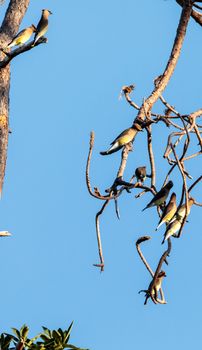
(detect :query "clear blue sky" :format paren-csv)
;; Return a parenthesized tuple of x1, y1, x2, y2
(0, 0, 201, 349)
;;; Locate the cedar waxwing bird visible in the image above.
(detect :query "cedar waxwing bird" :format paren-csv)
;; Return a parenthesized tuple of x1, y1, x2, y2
(162, 198, 194, 243)
(135, 166, 147, 183)
(169, 197, 195, 224)
(162, 219, 181, 244)
(150, 271, 166, 301)
(33, 9, 52, 46)
(140, 271, 166, 305)
(155, 192, 177, 230)
(142, 180, 173, 211)
(100, 123, 142, 156)
(5, 25, 36, 49)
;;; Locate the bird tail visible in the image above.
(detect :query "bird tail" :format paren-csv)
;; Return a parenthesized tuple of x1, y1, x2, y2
(6, 41, 14, 49)
(155, 221, 164, 231)
(100, 142, 122, 156)
(162, 231, 170, 244)
(142, 205, 148, 212)
(161, 236, 166, 245)
(32, 33, 39, 46)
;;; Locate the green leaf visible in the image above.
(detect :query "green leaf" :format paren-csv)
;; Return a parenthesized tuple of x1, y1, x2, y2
(52, 330, 62, 343)
(21, 325, 29, 340)
(4, 332, 18, 342)
(11, 328, 21, 339)
(64, 322, 73, 344)
(41, 326, 52, 337)
(3, 334, 13, 347)
(57, 328, 64, 342)
(40, 334, 52, 342)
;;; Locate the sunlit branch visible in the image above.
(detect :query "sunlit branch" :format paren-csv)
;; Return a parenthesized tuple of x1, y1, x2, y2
(93, 200, 110, 272)
(136, 236, 165, 304)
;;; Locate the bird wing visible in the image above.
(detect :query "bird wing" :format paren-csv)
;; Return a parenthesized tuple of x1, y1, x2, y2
(10, 28, 27, 42)
(149, 187, 167, 206)
(36, 17, 48, 34)
(110, 128, 131, 145)
(159, 200, 176, 223)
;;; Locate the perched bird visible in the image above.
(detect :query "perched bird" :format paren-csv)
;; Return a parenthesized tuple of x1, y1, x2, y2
(150, 271, 166, 301)
(135, 166, 147, 183)
(162, 198, 194, 243)
(162, 219, 181, 244)
(5, 24, 36, 49)
(142, 180, 173, 211)
(33, 9, 52, 46)
(100, 123, 142, 156)
(169, 197, 195, 224)
(155, 192, 177, 230)
(140, 271, 167, 305)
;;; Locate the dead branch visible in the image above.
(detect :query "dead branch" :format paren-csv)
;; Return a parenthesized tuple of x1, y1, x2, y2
(0, 37, 47, 68)
(188, 175, 202, 193)
(146, 238, 172, 305)
(87, 1, 201, 306)
(93, 200, 110, 272)
(117, 143, 133, 178)
(146, 126, 156, 189)
(176, 0, 202, 26)
(86, 132, 121, 200)
(134, 1, 193, 123)
(136, 236, 165, 303)
(171, 145, 189, 238)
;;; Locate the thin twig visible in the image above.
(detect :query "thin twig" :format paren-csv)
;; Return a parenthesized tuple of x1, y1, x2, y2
(171, 144, 189, 238)
(146, 126, 156, 188)
(134, 1, 193, 122)
(146, 238, 172, 304)
(188, 175, 202, 193)
(93, 200, 110, 272)
(136, 236, 165, 303)
(86, 132, 122, 200)
(117, 143, 132, 178)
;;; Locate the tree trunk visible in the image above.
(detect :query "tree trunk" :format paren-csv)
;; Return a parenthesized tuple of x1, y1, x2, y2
(0, 0, 30, 195)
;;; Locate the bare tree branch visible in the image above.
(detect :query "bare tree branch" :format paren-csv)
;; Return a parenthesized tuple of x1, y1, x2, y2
(176, 0, 202, 26)
(0, 37, 47, 68)
(134, 1, 193, 123)
(93, 200, 110, 272)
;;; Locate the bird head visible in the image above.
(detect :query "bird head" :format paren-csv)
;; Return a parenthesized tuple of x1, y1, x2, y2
(166, 180, 173, 189)
(42, 9, 53, 15)
(170, 192, 176, 200)
(158, 271, 166, 278)
(188, 197, 195, 206)
(133, 123, 143, 131)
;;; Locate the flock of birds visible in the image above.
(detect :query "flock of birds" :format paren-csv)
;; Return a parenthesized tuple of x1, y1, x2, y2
(100, 124, 195, 301)
(2, 9, 52, 50)
(100, 124, 194, 244)
(3, 13, 194, 300)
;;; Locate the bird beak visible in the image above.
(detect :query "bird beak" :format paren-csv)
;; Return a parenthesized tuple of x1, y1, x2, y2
(49, 11, 53, 15)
